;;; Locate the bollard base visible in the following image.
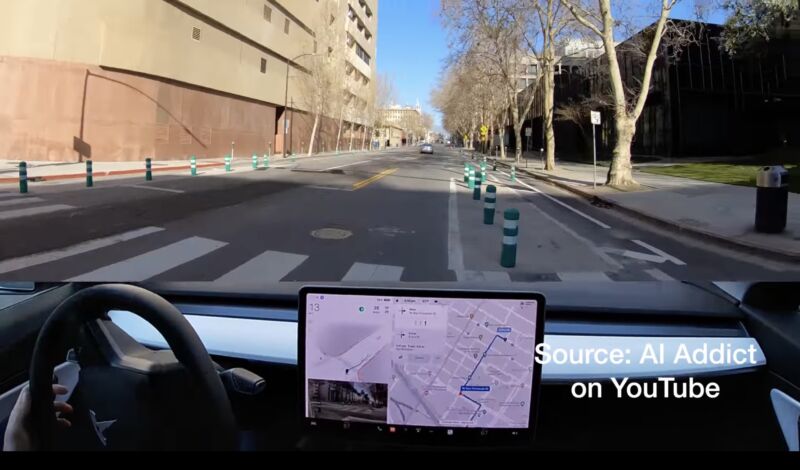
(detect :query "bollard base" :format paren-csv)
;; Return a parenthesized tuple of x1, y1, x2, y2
(484, 209, 495, 225)
(501, 245, 517, 268)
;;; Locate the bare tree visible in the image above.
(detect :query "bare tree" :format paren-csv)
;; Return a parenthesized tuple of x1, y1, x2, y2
(560, 0, 698, 187)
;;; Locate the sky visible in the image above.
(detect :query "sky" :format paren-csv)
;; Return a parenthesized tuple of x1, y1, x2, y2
(376, 1, 728, 132)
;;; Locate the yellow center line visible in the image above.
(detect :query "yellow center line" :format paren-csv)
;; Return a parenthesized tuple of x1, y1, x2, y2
(352, 168, 398, 190)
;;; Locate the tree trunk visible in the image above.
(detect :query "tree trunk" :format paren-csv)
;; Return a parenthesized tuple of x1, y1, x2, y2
(499, 125, 507, 160)
(308, 112, 321, 156)
(361, 125, 367, 151)
(335, 109, 344, 153)
(607, 116, 637, 187)
(543, 63, 556, 171)
(348, 122, 355, 152)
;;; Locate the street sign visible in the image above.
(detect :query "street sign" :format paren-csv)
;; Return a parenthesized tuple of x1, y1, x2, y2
(590, 111, 601, 189)
(525, 127, 532, 137)
(590, 111, 601, 125)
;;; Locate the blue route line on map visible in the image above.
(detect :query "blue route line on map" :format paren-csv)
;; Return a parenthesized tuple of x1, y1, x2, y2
(462, 334, 507, 421)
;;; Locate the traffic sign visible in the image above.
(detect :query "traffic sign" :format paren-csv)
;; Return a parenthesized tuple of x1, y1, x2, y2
(590, 111, 601, 125)
(525, 127, 532, 137)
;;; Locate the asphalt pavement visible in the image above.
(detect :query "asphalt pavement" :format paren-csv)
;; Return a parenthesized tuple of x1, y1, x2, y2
(0, 146, 797, 283)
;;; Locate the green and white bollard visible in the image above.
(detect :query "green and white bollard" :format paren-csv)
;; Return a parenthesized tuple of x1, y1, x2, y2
(464, 163, 469, 183)
(501, 209, 520, 268)
(190, 156, 197, 176)
(484, 185, 497, 225)
(86, 160, 94, 187)
(252, 153, 258, 170)
(468, 166, 476, 190)
(511, 165, 516, 183)
(473, 172, 482, 200)
(480, 161, 487, 183)
(18, 162, 28, 194)
(264, 154, 270, 170)
(145, 158, 153, 181)
(225, 154, 232, 172)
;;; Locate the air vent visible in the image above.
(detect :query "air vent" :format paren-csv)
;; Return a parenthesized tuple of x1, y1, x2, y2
(192, 27, 201, 41)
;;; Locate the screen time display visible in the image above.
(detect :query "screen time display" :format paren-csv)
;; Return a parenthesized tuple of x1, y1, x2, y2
(304, 294, 539, 429)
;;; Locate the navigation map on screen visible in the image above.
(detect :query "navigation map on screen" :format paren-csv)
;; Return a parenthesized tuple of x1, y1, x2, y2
(304, 293, 539, 430)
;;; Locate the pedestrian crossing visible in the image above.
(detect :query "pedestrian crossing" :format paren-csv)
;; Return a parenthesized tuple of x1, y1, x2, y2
(0, 192, 76, 221)
(0, 225, 677, 283)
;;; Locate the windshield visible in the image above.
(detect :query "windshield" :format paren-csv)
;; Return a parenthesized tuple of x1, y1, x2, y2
(0, 0, 797, 287)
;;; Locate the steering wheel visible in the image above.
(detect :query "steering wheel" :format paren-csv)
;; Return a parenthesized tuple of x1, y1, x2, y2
(28, 284, 237, 451)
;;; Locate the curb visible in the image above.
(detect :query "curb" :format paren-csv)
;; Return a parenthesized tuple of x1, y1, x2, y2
(493, 160, 800, 263)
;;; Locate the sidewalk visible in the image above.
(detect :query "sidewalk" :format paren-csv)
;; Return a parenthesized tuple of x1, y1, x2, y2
(0, 148, 378, 184)
(496, 159, 800, 260)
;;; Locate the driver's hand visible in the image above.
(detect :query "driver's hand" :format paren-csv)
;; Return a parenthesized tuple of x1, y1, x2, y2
(3, 384, 73, 452)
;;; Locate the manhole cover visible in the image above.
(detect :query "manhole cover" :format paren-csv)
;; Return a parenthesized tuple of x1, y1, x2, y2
(311, 228, 353, 240)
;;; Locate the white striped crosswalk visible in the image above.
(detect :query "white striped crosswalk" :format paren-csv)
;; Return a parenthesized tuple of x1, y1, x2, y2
(0, 196, 44, 207)
(342, 263, 404, 282)
(0, 204, 74, 221)
(215, 251, 308, 283)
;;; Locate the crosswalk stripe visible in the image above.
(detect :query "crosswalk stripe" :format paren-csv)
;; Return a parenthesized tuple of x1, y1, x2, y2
(0, 197, 45, 207)
(455, 270, 512, 282)
(68, 237, 227, 282)
(0, 192, 21, 199)
(215, 250, 308, 283)
(557, 272, 612, 282)
(645, 268, 676, 281)
(0, 227, 165, 275)
(0, 204, 74, 221)
(342, 262, 404, 281)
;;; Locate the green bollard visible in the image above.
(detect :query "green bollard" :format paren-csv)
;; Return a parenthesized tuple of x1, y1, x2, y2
(464, 163, 469, 183)
(501, 209, 520, 268)
(264, 154, 270, 170)
(252, 153, 258, 170)
(468, 166, 476, 190)
(473, 172, 482, 200)
(511, 165, 516, 183)
(480, 162, 487, 183)
(86, 160, 94, 187)
(19, 162, 28, 194)
(225, 154, 232, 172)
(484, 185, 497, 225)
(190, 156, 197, 176)
(145, 158, 153, 181)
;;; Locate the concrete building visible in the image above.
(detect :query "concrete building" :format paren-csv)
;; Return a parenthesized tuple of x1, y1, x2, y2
(379, 102, 426, 145)
(0, 0, 378, 162)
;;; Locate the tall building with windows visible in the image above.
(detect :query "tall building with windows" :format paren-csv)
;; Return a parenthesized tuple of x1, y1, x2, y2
(0, 0, 378, 162)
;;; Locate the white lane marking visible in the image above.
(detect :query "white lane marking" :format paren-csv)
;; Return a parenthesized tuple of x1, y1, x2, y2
(557, 272, 612, 282)
(0, 192, 22, 199)
(496, 170, 611, 229)
(342, 262, 404, 282)
(307, 185, 353, 192)
(448, 178, 465, 273)
(0, 204, 74, 221)
(618, 249, 668, 263)
(632, 240, 687, 266)
(0, 197, 44, 207)
(645, 268, 676, 281)
(69, 237, 227, 282)
(456, 270, 512, 282)
(502, 185, 623, 270)
(215, 250, 308, 283)
(322, 160, 372, 171)
(0, 227, 165, 275)
(126, 185, 185, 194)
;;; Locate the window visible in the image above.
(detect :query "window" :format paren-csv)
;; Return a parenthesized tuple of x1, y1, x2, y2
(260, 58, 267, 74)
(284, 18, 290, 34)
(263, 5, 272, 22)
(191, 27, 201, 41)
(355, 43, 371, 65)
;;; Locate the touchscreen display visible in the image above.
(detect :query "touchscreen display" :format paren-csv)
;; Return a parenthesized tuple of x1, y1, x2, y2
(303, 292, 540, 432)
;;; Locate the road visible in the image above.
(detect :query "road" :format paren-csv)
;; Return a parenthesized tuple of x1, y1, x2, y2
(0, 146, 797, 283)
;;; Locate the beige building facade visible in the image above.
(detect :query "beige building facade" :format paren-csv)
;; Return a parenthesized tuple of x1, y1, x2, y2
(0, 0, 378, 162)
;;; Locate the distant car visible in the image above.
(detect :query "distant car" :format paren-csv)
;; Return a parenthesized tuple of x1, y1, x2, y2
(420, 144, 434, 154)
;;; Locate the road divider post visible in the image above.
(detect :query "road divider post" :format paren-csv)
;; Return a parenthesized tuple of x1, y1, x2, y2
(473, 172, 482, 200)
(480, 161, 487, 183)
(511, 165, 516, 183)
(464, 163, 469, 183)
(468, 166, 476, 190)
(191, 156, 197, 176)
(19, 162, 28, 194)
(501, 209, 520, 268)
(86, 160, 93, 187)
(145, 158, 152, 181)
(484, 185, 497, 225)
(252, 153, 258, 170)
(264, 154, 270, 170)
(225, 154, 232, 172)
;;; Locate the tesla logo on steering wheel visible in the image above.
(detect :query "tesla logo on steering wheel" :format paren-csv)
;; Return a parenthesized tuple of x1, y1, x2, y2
(89, 410, 117, 447)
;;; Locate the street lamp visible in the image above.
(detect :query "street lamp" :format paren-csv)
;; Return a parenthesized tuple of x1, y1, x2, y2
(283, 52, 322, 158)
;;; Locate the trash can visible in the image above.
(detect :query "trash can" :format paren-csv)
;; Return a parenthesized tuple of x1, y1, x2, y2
(755, 166, 790, 233)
